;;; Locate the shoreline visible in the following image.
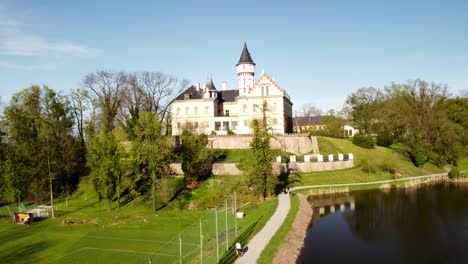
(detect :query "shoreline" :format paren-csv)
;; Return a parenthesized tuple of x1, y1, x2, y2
(274, 176, 468, 263)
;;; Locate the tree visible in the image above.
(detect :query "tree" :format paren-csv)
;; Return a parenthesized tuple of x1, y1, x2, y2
(180, 130, 212, 183)
(346, 79, 464, 166)
(238, 101, 276, 199)
(83, 70, 128, 132)
(138, 72, 189, 132)
(87, 131, 120, 211)
(70, 88, 92, 147)
(2, 86, 83, 209)
(345, 87, 382, 134)
(133, 112, 173, 211)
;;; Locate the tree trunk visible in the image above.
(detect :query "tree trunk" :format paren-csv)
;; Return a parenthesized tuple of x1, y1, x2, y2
(152, 180, 156, 211)
(107, 199, 112, 212)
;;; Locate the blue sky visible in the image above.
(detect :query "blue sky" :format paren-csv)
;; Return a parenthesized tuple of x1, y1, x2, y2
(1, 0, 467, 112)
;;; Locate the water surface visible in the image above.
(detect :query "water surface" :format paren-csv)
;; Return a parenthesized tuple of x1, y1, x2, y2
(298, 184, 468, 264)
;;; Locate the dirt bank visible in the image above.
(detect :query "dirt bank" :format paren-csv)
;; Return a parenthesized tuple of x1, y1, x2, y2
(272, 194, 312, 264)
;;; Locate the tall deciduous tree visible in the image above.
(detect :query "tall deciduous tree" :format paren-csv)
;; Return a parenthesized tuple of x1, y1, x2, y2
(133, 112, 173, 210)
(345, 87, 382, 135)
(83, 71, 128, 132)
(87, 131, 120, 211)
(238, 101, 276, 199)
(180, 130, 212, 183)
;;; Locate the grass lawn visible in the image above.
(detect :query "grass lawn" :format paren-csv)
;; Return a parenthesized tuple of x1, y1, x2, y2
(458, 157, 468, 171)
(211, 148, 295, 163)
(295, 137, 444, 187)
(0, 176, 278, 264)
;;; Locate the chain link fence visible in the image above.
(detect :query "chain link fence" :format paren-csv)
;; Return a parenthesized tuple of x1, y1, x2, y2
(143, 193, 239, 264)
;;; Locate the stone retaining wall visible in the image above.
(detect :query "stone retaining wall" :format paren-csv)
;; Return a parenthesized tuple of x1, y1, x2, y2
(206, 134, 314, 154)
(170, 159, 354, 176)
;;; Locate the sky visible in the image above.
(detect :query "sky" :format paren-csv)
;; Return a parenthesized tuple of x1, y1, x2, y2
(1, 0, 467, 112)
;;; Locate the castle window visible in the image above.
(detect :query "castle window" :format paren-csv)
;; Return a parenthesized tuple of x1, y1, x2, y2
(215, 122, 221, 131)
(194, 107, 198, 115)
(266, 86, 269, 96)
(177, 122, 181, 129)
(231, 121, 237, 129)
(225, 110, 230, 116)
(273, 103, 278, 112)
(243, 104, 247, 112)
(261, 86, 264, 97)
(184, 94, 190, 100)
(176, 108, 180, 115)
(244, 120, 248, 126)
(185, 107, 189, 115)
(205, 106, 209, 114)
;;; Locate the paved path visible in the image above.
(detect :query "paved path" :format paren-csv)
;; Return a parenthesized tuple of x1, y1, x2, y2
(235, 193, 291, 264)
(233, 172, 450, 263)
(294, 172, 447, 191)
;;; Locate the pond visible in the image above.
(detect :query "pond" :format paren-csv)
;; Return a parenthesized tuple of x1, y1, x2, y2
(297, 184, 468, 264)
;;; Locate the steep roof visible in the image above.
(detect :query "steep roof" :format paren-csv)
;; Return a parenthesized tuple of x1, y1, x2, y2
(205, 79, 217, 91)
(236, 42, 256, 66)
(294, 116, 322, 126)
(218, 89, 239, 102)
(174, 85, 203, 101)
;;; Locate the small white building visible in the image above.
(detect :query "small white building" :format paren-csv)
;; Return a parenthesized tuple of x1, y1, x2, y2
(171, 43, 293, 135)
(344, 124, 359, 137)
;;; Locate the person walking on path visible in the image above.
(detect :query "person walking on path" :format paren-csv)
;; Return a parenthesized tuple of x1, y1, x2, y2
(235, 193, 291, 264)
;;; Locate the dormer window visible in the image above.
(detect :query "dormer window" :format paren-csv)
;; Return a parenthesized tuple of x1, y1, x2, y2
(184, 94, 190, 100)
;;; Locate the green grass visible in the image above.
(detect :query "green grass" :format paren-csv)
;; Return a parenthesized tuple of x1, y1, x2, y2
(457, 157, 468, 171)
(0, 175, 278, 264)
(295, 137, 444, 187)
(257, 194, 299, 264)
(211, 148, 294, 162)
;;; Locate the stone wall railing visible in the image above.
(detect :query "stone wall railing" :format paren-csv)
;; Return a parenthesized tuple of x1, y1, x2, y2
(170, 156, 354, 176)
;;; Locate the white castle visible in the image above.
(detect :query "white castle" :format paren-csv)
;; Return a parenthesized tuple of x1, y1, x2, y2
(171, 43, 293, 135)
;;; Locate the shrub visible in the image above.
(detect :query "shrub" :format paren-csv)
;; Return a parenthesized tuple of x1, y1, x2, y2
(380, 163, 396, 174)
(352, 134, 375, 149)
(376, 130, 393, 147)
(361, 160, 376, 174)
(409, 146, 428, 167)
(211, 149, 227, 161)
(448, 167, 460, 179)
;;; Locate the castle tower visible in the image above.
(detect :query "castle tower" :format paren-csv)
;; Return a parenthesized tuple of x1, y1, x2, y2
(237, 42, 255, 95)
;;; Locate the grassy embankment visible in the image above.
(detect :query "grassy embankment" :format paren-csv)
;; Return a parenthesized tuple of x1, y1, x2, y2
(0, 175, 277, 264)
(294, 137, 445, 190)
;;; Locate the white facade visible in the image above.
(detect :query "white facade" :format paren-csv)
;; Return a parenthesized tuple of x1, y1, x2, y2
(171, 44, 293, 135)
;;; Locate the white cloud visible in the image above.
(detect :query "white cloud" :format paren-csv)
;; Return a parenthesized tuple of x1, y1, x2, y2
(0, 61, 56, 71)
(0, 4, 95, 57)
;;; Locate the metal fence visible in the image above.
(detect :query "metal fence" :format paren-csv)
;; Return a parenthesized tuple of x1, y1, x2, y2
(143, 193, 238, 264)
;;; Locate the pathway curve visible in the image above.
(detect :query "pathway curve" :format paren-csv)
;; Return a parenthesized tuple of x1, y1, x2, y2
(233, 172, 449, 263)
(235, 193, 291, 264)
(294, 172, 447, 191)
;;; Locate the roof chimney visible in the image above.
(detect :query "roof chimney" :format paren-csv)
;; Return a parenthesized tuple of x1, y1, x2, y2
(222, 81, 227, 91)
(195, 81, 200, 91)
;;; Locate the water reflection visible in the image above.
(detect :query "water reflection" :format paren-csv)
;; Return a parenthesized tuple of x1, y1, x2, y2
(298, 184, 468, 264)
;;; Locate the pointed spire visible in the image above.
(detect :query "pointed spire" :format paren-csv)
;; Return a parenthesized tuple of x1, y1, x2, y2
(205, 78, 217, 91)
(236, 42, 256, 66)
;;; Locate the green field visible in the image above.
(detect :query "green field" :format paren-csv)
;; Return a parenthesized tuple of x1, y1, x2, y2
(1, 136, 463, 263)
(0, 176, 277, 264)
(296, 136, 445, 186)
